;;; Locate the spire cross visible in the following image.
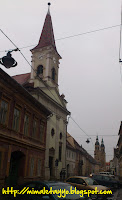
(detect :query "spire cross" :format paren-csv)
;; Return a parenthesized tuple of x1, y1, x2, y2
(48, 2, 51, 15)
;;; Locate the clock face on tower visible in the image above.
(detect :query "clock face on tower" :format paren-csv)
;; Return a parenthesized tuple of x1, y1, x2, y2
(38, 53, 45, 60)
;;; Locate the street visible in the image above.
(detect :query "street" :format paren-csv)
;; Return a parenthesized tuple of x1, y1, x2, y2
(107, 189, 122, 200)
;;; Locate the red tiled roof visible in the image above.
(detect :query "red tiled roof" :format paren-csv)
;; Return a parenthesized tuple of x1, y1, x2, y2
(12, 73, 30, 85)
(32, 13, 56, 51)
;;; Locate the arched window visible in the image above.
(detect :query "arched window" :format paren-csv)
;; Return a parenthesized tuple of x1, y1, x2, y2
(52, 68, 56, 81)
(37, 65, 43, 75)
(60, 132, 62, 140)
(51, 128, 55, 137)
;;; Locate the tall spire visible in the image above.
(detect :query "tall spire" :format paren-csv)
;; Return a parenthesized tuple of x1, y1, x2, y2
(32, 3, 57, 51)
(47, 2, 51, 15)
(101, 138, 104, 147)
(95, 136, 99, 145)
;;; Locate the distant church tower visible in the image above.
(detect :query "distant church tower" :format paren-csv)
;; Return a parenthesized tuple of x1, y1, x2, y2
(94, 136, 106, 171)
(94, 136, 101, 163)
(100, 138, 106, 171)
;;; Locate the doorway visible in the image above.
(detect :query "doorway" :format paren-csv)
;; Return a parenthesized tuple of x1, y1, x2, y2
(7, 151, 25, 186)
(49, 156, 53, 177)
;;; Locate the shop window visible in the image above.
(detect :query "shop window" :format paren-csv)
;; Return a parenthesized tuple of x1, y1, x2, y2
(13, 108, 20, 131)
(0, 100, 8, 125)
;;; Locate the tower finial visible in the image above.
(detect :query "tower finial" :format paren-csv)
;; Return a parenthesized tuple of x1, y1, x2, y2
(47, 2, 51, 15)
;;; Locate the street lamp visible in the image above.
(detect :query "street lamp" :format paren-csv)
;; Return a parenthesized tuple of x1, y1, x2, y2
(0, 48, 18, 68)
(86, 138, 91, 144)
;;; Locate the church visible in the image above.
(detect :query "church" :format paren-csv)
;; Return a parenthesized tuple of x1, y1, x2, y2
(13, 3, 70, 180)
(94, 136, 106, 171)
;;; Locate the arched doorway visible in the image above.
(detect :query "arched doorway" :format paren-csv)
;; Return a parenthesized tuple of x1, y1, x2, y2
(7, 151, 25, 186)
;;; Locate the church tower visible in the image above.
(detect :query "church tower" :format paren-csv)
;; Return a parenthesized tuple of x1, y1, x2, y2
(94, 136, 100, 164)
(29, 3, 70, 180)
(100, 138, 106, 171)
(94, 137, 106, 172)
(30, 3, 61, 90)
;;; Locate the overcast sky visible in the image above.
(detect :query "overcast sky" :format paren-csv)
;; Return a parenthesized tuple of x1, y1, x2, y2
(0, 0, 121, 161)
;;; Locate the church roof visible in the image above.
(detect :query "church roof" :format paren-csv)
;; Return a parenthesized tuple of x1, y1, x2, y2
(12, 73, 30, 85)
(32, 9, 56, 51)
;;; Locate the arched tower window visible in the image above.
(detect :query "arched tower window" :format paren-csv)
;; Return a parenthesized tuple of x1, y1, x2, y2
(51, 128, 55, 137)
(37, 65, 43, 76)
(60, 132, 62, 140)
(52, 68, 56, 81)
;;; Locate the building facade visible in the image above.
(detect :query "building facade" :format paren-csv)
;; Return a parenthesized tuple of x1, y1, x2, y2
(66, 133, 99, 177)
(66, 133, 76, 177)
(117, 122, 122, 180)
(0, 68, 51, 187)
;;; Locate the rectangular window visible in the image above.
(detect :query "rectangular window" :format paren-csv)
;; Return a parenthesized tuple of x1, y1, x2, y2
(0, 151, 2, 171)
(37, 159, 41, 176)
(40, 123, 44, 141)
(59, 144, 62, 161)
(30, 157, 34, 176)
(32, 120, 37, 138)
(72, 153, 73, 159)
(13, 108, 20, 131)
(24, 114, 29, 136)
(0, 100, 8, 125)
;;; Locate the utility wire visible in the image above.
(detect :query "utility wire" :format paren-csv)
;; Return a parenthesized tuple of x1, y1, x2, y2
(0, 29, 109, 147)
(70, 116, 94, 148)
(119, 1, 122, 85)
(56, 24, 120, 41)
(70, 116, 89, 138)
(75, 135, 118, 137)
(0, 29, 62, 106)
(0, 24, 120, 52)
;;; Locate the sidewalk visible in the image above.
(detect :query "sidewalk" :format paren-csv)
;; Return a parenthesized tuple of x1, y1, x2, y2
(116, 188, 122, 200)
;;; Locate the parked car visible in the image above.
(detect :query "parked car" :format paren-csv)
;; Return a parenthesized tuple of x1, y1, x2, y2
(99, 172, 115, 178)
(65, 176, 110, 199)
(2, 181, 90, 200)
(91, 174, 120, 189)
